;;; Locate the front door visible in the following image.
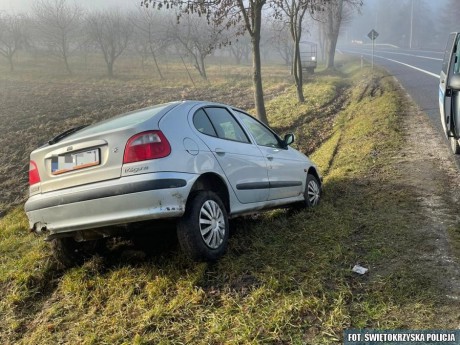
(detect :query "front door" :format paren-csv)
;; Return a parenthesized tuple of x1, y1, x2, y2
(234, 110, 305, 201)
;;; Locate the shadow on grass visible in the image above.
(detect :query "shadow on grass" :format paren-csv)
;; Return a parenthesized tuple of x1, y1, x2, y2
(88, 173, 444, 313)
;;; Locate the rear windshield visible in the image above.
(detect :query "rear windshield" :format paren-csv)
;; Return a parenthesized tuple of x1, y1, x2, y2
(66, 103, 176, 139)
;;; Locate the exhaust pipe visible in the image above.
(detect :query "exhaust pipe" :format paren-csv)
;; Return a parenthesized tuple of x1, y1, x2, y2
(31, 222, 49, 235)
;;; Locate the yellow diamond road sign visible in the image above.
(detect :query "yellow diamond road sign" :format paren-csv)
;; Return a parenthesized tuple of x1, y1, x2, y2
(368, 29, 379, 41)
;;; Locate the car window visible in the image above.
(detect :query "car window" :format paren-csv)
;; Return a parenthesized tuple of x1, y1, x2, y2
(204, 107, 250, 143)
(66, 103, 174, 140)
(234, 110, 282, 148)
(193, 109, 217, 137)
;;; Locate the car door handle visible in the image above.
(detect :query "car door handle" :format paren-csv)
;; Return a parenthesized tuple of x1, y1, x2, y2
(266, 155, 274, 161)
(441, 79, 445, 84)
(215, 148, 225, 155)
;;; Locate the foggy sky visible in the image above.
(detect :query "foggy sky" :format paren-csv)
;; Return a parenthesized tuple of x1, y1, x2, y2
(0, 0, 143, 13)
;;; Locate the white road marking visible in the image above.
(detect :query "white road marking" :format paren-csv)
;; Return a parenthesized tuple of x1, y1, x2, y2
(396, 52, 442, 61)
(352, 48, 442, 61)
(343, 50, 440, 79)
(379, 56, 440, 78)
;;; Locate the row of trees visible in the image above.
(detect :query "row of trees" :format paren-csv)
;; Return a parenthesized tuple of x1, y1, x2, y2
(0, 0, 361, 124)
(144, 0, 361, 123)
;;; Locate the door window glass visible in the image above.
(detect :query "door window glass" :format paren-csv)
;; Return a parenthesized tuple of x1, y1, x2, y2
(235, 111, 282, 148)
(193, 109, 217, 137)
(204, 107, 250, 143)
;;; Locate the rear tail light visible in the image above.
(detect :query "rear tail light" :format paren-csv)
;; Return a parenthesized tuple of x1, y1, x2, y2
(29, 161, 41, 185)
(123, 130, 171, 164)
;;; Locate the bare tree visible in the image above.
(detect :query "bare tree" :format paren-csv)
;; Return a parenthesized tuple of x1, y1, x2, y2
(132, 7, 170, 80)
(33, 0, 84, 74)
(143, 0, 270, 124)
(86, 10, 133, 78)
(228, 30, 251, 65)
(169, 14, 225, 80)
(315, 0, 361, 70)
(0, 13, 27, 72)
(268, 19, 293, 68)
(273, 0, 319, 102)
(132, 36, 150, 72)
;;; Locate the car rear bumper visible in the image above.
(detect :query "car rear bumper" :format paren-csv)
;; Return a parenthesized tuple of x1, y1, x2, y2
(25, 172, 198, 236)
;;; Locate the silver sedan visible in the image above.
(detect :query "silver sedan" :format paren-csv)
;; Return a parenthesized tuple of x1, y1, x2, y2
(25, 101, 321, 266)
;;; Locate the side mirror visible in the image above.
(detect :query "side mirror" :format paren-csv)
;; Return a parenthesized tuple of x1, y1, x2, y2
(283, 133, 295, 146)
(449, 74, 460, 90)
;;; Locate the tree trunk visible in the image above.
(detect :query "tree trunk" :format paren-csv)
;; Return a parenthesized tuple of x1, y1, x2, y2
(318, 23, 325, 62)
(150, 47, 164, 80)
(107, 61, 114, 78)
(293, 38, 304, 102)
(63, 54, 72, 75)
(200, 55, 207, 80)
(251, 10, 268, 125)
(326, 0, 343, 70)
(8, 55, 14, 72)
(180, 54, 196, 87)
(326, 37, 338, 69)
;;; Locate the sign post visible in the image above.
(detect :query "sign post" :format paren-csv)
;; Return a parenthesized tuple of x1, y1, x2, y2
(367, 29, 379, 73)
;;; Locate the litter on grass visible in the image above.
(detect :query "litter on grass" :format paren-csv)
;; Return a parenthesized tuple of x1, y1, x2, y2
(352, 265, 369, 275)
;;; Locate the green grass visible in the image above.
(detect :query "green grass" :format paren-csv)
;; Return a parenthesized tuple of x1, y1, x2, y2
(1, 60, 459, 344)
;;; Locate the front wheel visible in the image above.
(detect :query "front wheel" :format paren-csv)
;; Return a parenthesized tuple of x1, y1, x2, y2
(304, 174, 321, 207)
(177, 191, 229, 261)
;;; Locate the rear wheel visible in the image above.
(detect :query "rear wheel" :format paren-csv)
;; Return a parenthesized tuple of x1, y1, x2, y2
(51, 237, 102, 268)
(177, 191, 229, 261)
(450, 137, 460, 154)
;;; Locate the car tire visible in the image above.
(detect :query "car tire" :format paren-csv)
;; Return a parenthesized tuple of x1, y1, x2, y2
(303, 174, 321, 207)
(51, 237, 102, 268)
(450, 137, 460, 154)
(177, 191, 229, 261)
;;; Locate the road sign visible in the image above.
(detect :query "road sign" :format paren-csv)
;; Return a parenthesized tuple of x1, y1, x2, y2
(367, 29, 379, 73)
(368, 29, 379, 41)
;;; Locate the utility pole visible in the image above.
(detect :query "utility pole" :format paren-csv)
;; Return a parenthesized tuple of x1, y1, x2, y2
(409, 0, 414, 49)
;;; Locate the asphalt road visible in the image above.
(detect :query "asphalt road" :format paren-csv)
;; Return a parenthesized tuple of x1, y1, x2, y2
(339, 45, 449, 150)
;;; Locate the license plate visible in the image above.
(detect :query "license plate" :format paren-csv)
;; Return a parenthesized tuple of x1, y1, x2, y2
(51, 149, 100, 175)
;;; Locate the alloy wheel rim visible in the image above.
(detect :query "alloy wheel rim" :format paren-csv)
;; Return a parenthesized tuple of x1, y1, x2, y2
(307, 180, 320, 206)
(199, 200, 225, 249)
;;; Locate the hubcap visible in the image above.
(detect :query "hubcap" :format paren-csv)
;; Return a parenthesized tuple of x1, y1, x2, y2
(307, 180, 320, 206)
(199, 200, 226, 249)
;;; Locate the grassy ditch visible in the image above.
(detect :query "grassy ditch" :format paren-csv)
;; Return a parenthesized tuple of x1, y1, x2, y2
(1, 61, 458, 344)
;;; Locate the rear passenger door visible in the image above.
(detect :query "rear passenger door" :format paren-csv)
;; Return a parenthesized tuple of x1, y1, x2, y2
(192, 107, 269, 204)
